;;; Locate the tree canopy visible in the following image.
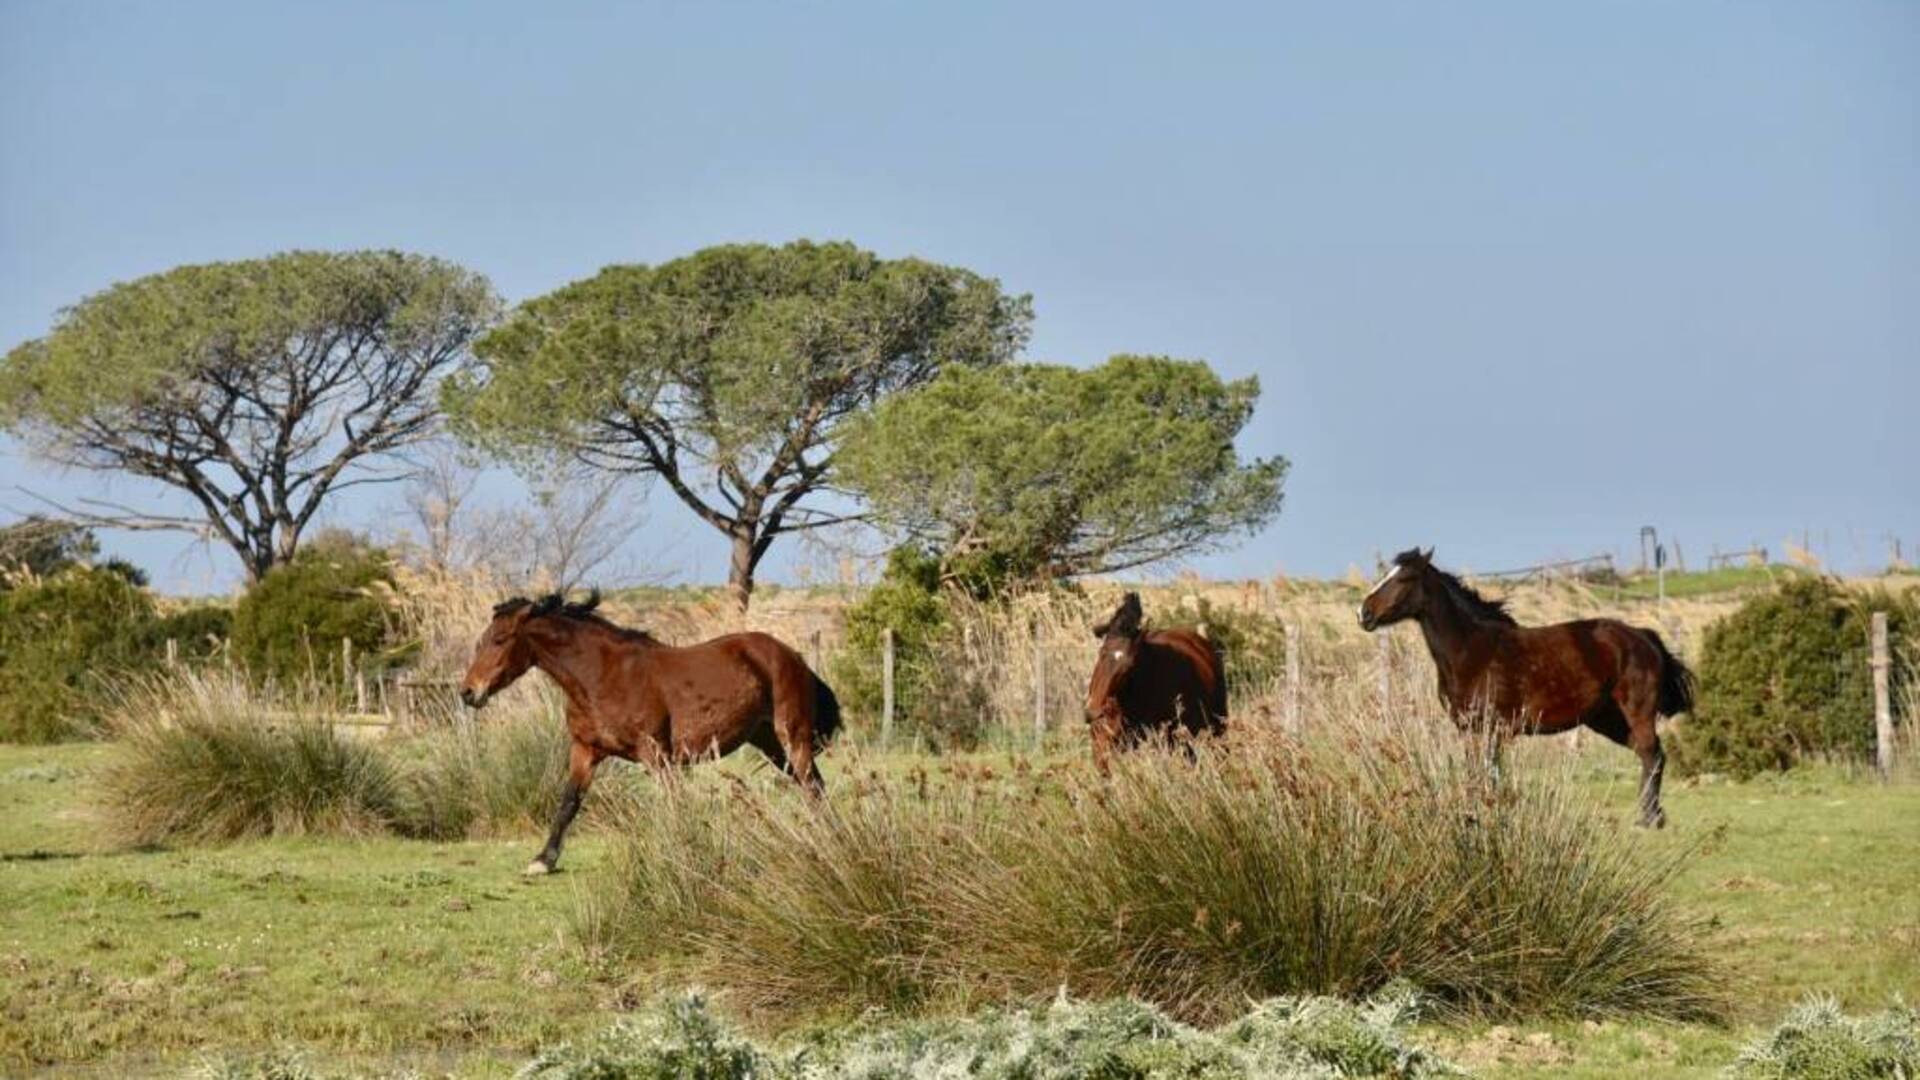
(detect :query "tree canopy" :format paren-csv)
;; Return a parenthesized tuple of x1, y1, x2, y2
(444, 240, 1031, 608)
(0, 251, 500, 579)
(836, 355, 1286, 584)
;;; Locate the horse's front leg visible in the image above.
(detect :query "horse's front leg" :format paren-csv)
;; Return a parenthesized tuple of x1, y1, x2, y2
(527, 740, 600, 876)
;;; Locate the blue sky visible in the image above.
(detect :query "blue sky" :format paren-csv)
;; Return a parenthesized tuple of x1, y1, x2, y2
(2, 1, 1914, 592)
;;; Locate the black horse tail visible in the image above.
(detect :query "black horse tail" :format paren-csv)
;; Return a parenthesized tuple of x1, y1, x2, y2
(1644, 630, 1696, 717)
(812, 673, 843, 749)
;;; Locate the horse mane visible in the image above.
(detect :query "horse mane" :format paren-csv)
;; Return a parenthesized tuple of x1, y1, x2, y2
(1395, 548, 1516, 626)
(494, 590, 662, 645)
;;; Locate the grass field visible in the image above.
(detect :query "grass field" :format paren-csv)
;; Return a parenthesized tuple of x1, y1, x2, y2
(3, 737, 1916, 1078)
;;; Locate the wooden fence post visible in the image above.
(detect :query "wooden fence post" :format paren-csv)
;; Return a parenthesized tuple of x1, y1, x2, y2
(165, 638, 178, 669)
(341, 638, 353, 687)
(881, 627, 895, 747)
(1032, 626, 1047, 749)
(1376, 633, 1392, 719)
(1872, 612, 1893, 779)
(1284, 622, 1301, 732)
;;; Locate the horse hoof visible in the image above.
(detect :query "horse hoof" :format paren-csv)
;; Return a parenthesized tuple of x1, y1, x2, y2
(522, 860, 552, 877)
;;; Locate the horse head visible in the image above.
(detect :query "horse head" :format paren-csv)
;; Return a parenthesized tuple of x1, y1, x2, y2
(1086, 592, 1147, 732)
(459, 593, 564, 708)
(1358, 547, 1434, 631)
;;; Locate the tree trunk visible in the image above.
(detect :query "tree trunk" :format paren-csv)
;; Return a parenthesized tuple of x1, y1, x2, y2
(727, 527, 758, 612)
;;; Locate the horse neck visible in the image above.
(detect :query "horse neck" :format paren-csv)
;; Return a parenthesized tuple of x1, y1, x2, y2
(1411, 581, 1485, 681)
(525, 618, 646, 708)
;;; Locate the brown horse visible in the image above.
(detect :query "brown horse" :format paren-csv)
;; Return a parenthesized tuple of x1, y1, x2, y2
(1358, 548, 1693, 827)
(459, 591, 839, 874)
(1084, 592, 1228, 772)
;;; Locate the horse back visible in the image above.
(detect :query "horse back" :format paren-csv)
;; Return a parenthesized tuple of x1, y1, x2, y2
(1138, 628, 1228, 730)
(1474, 618, 1668, 730)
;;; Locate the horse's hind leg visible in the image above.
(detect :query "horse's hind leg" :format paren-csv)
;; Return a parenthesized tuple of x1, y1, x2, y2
(529, 740, 599, 875)
(1633, 729, 1667, 829)
(1610, 684, 1667, 829)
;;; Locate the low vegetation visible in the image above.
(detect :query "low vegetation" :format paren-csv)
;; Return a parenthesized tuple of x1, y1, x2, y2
(1726, 996, 1919, 1080)
(578, 720, 1724, 1027)
(96, 668, 577, 845)
(513, 988, 1459, 1080)
(5, 740, 1917, 1077)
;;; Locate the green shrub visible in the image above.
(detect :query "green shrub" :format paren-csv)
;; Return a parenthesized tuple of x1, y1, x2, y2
(1673, 578, 1918, 777)
(0, 515, 99, 582)
(136, 604, 234, 663)
(231, 537, 399, 689)
(0, 565, 159, 742)
(1728, 995, 1918, 1079)
(1166, 596, 1290, 699)
(578, 720, 1724, 1026)
(830, 545, 977, 748)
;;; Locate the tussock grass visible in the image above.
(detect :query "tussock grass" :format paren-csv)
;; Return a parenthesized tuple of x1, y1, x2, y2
(97, 670, 409, 846)
(578, 716, 1727, 1027)
(399, 705, 572, 839)
(95, 668, 573, 845)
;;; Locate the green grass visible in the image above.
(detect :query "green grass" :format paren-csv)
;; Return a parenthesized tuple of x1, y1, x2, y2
(2, 740, 1917, 1077)
(1609, 564, 1798, 600)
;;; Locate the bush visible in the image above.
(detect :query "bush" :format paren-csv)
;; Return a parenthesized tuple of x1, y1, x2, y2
(398, 705, 573, 840)
(1674, 578, 1919, 776)
(1165, 595, 1290, 699)
(97, 671, 411, 845)
(577, 720, 1725, 1026)
(136, 604, 234, 663)
(1728, 995, 1918, 1079)
(0, 565, 159, 742)
(829, 545, 986, 749)
(0, 515, 99, 582)
(518, 989, 1460, 1079)
(231, 537, 400, 689)
(94, 668, 583, 845)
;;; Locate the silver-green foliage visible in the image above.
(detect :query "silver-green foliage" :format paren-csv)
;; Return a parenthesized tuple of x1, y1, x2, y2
(1728, 995, 1918, 1080)
(516, 989, 1459, 1080)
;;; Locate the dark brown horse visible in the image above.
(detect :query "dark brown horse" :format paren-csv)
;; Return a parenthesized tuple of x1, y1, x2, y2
(460, 591, 840, 874)
(1084, 592, 1228, 772)
(1358, 548, 1693, 826)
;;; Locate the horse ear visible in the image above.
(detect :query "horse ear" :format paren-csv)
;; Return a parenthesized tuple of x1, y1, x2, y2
(1422, 547, 1435, 563)
(1090, 617, 1111, 639)
(1111, 592, 1145, 638)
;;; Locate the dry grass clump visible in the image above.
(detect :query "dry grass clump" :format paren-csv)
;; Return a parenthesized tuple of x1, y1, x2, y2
(95, 667, 579, 845)
(97, 670, 410, 846)
(577, 713, 1726, 1027)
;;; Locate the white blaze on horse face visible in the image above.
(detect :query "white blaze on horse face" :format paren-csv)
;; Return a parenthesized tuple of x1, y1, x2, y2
(1112, 650, 1126, 661)
(1360, 564, 1400, 621)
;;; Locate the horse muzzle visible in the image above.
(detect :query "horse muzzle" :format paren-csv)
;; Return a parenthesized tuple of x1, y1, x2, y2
(459, 687, 490, 709)
(1358, 609, 1379, 632)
